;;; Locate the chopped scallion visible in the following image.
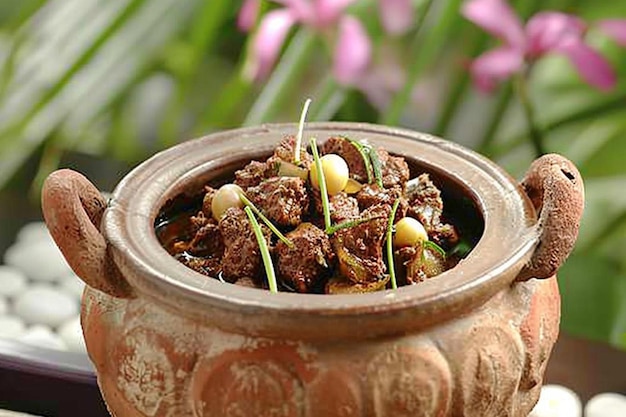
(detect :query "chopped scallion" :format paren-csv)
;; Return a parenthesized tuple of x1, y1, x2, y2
(244, 206, 278, 293)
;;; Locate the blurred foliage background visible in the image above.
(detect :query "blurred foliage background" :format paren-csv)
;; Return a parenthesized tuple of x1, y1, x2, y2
(0, 0, 625, 349)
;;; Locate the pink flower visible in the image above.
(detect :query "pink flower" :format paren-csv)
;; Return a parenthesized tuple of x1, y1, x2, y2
(238, 0, 417, 85)
(462, 0, 626, 92)
(241, 0, 370, 85)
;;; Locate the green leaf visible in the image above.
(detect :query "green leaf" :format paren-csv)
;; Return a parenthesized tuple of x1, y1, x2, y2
(559, 254, 623, 343)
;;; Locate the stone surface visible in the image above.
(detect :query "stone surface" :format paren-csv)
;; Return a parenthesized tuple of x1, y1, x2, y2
(58, 317, 87, 353)
(0, 266, 27, 297)
(4, 240, 71, 282)
(585, 392, 626, 417)
(13, 285, 78, 327)
(0, 316, 26, 338)
(529, 385, 582, 417)
(19, 325, 67, 351)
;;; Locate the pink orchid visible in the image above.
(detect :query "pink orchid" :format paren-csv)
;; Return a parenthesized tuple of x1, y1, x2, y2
(462, 0, 626, 92)
(239, 0, 416, 85)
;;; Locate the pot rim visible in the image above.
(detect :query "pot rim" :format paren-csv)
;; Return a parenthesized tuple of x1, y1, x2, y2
(103, 122, 538, 339)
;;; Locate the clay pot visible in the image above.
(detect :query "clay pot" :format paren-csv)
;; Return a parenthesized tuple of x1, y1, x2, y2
(42, 123, 584, 417)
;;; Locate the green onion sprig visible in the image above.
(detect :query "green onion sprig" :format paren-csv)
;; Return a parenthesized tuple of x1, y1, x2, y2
(239, 193, 294, 248)
(244, 206, 278, 293)
(369, 147, 384, 188)
(310, 137, 332, 231)
(424, 240, 446, 257)
(344, 136, 373, 184)
(325, 215, 386, 235)
(294, 98, 312, 164)
(386, 199, 401, 289)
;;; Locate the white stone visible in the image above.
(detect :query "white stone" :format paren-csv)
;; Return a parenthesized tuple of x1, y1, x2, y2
(19, 325, 67, 351)
(58, 273, 85, 301)
(58, 316, 86, 353)
(13, 285, 78, 327)
(0, 297, 7, 315)
(0, 266, 27, 298)
(585, 392, 626, 417)
(0, 316, 26, 338)
(4, 239, 71, 282)
(529, 385, 582, 417)
(16, 222, 52, 244)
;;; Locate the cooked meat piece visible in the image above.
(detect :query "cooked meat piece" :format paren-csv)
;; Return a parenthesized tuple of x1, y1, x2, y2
(375, 148, 410, 189)
(325, 274, 389, 294)
(406, 173, 459, 248)
(234, 160, 271, 189)
(247, 177, 309, 227)
(332, 204, 391, 284)
(201, 186, 218, 218)
(234, 276, 260, 288)
(270, 135, 313, 169)
(311, 191, 360, 225)
(430, 223, 459, 249)
(276, 223, 334, 293)
(175, 253, 222, 279)
(219, 207, 270, 282)
(356, 184, 407, 217)
(321, 136, 370, 183)
(396, 241, 446, 285)
(406, 173, 443, 229)
(187, 220, 224, 258)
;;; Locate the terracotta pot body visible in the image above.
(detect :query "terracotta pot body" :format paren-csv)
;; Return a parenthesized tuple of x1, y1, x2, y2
(42, 123, 584, 417)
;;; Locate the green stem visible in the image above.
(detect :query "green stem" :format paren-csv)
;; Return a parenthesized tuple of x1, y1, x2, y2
(310, 137, 332, 231)
(244, 206, 278, 293)
(326, 215, 385, 235)
(158, 0, 231, 148)
(476, 85, 514, 155)
(515, 75, 546, 157)
(379, 0, 455, 125)
(387, 199, 401, 289)
(240, 194, 293, 248)
(433, 30, 487, 137)
(0, 0, 147, 143)
(492, 91, 626, 158)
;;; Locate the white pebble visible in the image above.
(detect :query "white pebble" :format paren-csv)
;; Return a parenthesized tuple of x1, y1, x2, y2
(58, 317, 86, 353)
(16, 222, 52, 244)
(585, 392, 626, 417)
(14, 285, 78, 327)
(0, 266, 27, 297)
(529, 385, 582, 417)
(0, 297, 7, 315)
(0, 316, 26, 338)
(58, 273, 85, 300)
(19, 325, 67, 351)
(4, 239, 71, 282)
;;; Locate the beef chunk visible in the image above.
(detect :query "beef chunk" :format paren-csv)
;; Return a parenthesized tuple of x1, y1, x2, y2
(356, 184, 406, 212)
(276, 223, 334, 293)
(394, 242, 446, 285)
(176, 254, 222, 278)
(321, 136, 369, 183)
(234, 161, 271, 189)
(332, 204, 391, 284)
(186, 219, 224, 258)
(247, 177, 309, 227)
(311, 191, 360, 226)
(268, 135, 313, 170)
(375, 148, 410, 189)
(219, 207, 270, 282)
(201, 186, 218, 218)
(406, 173, 443, 229)
(406, 173, 459, 248)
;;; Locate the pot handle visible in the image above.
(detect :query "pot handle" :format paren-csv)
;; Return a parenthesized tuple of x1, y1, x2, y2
(42, 169, 134, 298)
(516, 154, 585, 281)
